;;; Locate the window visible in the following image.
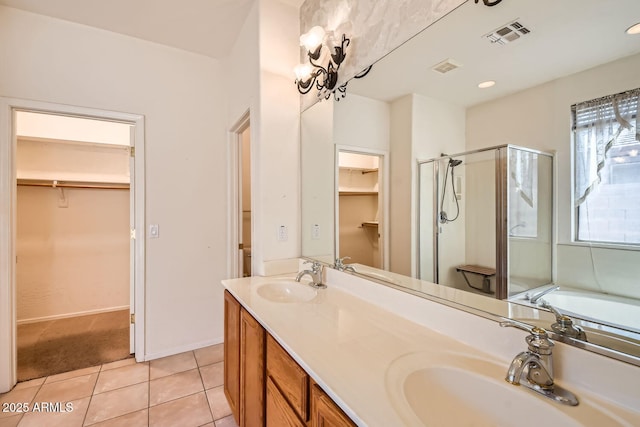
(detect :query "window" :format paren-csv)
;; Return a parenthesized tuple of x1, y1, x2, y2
(509, 148, 539, 238)
(573, 88, 640, 245)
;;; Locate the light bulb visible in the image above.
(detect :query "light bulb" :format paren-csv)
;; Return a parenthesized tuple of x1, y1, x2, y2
(626, 22, 640, 35)
(300, 26, 326, 51)
(478, 80, 496, 89)
(294, 63, 313, 81)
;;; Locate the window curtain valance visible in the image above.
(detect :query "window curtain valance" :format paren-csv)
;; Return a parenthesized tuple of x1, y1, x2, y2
(573, 88, 640, 206)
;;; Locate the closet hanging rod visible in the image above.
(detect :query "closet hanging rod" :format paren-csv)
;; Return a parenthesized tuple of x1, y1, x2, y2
(17, 179, 130, 190)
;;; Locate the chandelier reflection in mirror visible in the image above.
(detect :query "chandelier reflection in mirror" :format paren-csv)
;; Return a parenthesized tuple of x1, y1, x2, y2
(294, 25, 372, 101)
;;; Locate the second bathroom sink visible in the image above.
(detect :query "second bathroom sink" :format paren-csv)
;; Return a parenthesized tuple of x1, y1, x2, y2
(385, 351, 628, 427)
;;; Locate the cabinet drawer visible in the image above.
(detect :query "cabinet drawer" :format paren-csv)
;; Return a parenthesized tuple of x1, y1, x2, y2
(266, 377, 306, 427)
(266, 334, 309, 421)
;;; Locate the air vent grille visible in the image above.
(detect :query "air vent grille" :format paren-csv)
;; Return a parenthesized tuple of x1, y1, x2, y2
(432, 58, 462, 74)
(485, 19, 530, 45)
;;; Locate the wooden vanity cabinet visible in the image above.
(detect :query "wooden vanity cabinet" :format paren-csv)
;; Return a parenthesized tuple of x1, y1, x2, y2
(224, 290, 266, 427)
(224, 289, 354, 427)
(223, 290, 241, 423)
(310, 382, 356, 427)
(266, 334, 309, 425)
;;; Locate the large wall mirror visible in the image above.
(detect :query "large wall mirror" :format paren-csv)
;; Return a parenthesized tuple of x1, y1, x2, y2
(301, 0, 640, 363)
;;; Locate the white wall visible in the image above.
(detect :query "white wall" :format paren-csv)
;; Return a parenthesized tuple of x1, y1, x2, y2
(412, 94, 466, 286)
(0, 5, 229, 360)
(17, 138, 130, 183)
(17, 186, 129, 322)
(301, 100, 335, 260)
(466, 52, 640, 300)
(17, 111, 130, 146)
(334, 93, 390, 152)
(255, 0, 301, 273)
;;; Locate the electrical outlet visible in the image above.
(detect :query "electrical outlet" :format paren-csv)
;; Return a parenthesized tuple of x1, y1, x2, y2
(277, 225, 288, 241)
(312, 224, 320, 240)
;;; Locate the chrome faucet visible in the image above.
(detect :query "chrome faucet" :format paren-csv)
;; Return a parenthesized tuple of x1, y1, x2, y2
(334, 257, 356, 273)
(500, 321, 579, 406)
(295, 261, 326, 289)
(527, 285, 560, 304)
(539, 300, 587, 341)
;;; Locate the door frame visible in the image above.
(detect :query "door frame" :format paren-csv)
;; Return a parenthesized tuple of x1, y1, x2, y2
(335, 145, 390, 270)
(227, 111, 251, 279)
(0, 98, 146, 392)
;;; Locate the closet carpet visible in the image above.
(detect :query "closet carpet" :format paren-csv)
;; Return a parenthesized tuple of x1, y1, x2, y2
(17, 309, 131, 382)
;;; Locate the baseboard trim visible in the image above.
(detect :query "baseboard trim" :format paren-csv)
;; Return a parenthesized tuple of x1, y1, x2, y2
(17, 305, 130, 325)
(143, 336, 224, 362)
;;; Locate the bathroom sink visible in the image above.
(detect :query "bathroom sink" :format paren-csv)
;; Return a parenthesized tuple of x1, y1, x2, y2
(257, 280, 317, 303)
(385, 351, 626, 427)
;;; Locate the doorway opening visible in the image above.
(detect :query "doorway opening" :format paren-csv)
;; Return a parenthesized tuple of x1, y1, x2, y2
(336, 149, 388, 270)
(229, 113, 252, 278)
(15, 112, 132, 380)
(0, 98, 145, 392)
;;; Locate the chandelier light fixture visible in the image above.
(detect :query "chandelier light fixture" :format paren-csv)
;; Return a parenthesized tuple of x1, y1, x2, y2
(294, 25, 371, 101)
(475, 0, 503, 6)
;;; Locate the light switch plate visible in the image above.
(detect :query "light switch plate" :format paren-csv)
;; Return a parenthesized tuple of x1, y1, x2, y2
(149, 224, 159, 238)
(277, 225, 288, 241)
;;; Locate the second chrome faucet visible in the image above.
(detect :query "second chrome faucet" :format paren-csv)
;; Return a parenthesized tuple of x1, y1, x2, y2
(501, 321, 579, 406)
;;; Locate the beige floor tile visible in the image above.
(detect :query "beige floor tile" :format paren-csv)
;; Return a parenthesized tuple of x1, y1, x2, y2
(0, 414, 22, 427)
(149, 369, 203, 406)
(100, 358, 137, 372)
(149, 352, 197, 380)
(95, 363, 149, 394)
(148, 392, 212, 427)
(45, 366, 101, 384)
(199, 362, 223, 390)
(13, 378, 45, 391)
(0, 386, 39, 420)
(84, 382, 148, 426)
(89, 409, 148, 427)
(18, 396, 90, 427)
(206, 386, 231, 420)
(214, 415, 239, 427)
(194, 344, 223, 367)
(34, 373, 98, 403)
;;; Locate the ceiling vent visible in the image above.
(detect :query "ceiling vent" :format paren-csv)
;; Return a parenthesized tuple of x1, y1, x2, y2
(484, 19, 530, 45)
(432, 58, 462, 74)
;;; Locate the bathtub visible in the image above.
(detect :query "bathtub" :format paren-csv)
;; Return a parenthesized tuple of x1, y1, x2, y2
(529, 288, 640, 334)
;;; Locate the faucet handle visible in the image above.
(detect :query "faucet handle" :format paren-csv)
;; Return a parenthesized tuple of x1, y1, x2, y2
(500, 320, 554, 354)
(538, 300, 587, 341)
(334, 256, 351, 269)
(303, 260, 323, 273)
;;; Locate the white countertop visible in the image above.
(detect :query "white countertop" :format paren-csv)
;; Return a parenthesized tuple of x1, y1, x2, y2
(221, 271, 640, 427)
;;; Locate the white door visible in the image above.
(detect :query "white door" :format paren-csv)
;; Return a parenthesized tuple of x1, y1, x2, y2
(128, 126, 135, 354)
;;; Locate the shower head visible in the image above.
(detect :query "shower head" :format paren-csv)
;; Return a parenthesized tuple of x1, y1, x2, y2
(449, 158, 463, 167)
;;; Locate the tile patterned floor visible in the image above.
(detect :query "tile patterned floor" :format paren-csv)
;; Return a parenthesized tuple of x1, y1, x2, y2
(0, 344, 239, 427)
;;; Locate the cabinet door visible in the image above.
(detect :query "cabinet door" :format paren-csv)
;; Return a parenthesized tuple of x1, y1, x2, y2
(266, 377, 305, 427)
(310, 384, 356, 427)
(266, 334, 309, 421)
(240, 307, 266, 427)
(224, 290, 241, 424)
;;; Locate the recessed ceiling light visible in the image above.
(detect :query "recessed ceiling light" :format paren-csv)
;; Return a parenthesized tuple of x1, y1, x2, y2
(478, 80, 496, 89)
(626, 22, 640, 35)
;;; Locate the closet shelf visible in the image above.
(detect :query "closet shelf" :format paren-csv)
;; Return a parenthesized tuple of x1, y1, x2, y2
(339, 166, 379, 174)
(17, 178, 130, 190)
(339, 191, 378, 196)
(361, 221, 379, 228)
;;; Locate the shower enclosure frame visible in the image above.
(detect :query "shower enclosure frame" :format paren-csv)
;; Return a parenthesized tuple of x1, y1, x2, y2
(418, 144, 554, 300)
